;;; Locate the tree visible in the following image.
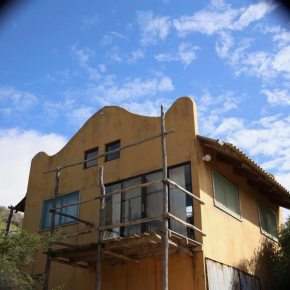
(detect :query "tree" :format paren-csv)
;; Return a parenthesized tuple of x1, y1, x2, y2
(271, 217, 290, 289)
(0, 209, 60, 289)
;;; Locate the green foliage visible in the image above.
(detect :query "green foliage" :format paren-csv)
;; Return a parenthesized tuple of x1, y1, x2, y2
(0, 228, 61, 290)
(271, 217, 290, 289)
(0, 206, 23, 228)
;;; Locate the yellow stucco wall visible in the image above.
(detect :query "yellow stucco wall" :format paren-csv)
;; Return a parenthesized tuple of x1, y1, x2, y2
(23, 97, 206, 290)
(197, 144, 281, 290)
(22, 96, 281, 290)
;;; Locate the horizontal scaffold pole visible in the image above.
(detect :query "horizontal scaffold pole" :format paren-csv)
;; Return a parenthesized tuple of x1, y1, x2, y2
(50, 179, 164, 212)
(44, 129, 176, 174)
(54, 211, 94, 227)
(166, 179, 205, 205)
(168, 213, 206, 237)
(63, 213, 206, 238)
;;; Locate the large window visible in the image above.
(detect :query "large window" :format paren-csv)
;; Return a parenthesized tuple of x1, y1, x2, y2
(258, 203, 278, 241)
(104, 163, 193, 240)
(40, 191, 80, 230)
(84, 147, 98, 168)
(105, 140, 120, 161)
(213, 171, 241, 219)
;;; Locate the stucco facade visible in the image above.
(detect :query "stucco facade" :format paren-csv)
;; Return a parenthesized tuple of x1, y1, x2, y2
(21, 97, 289, 289)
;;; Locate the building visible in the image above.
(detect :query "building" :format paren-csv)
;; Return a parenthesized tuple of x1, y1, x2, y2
(17, 97, 290, 289)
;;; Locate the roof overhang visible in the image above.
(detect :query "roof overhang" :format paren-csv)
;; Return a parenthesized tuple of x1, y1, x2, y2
(14, 196, 26, 213)
(198, 135, 290, 210)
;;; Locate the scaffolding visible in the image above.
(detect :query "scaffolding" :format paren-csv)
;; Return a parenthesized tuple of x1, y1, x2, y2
(42, 105, 206, 290)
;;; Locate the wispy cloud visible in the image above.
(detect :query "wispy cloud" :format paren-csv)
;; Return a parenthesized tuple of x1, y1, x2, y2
(0, 86, 39, 116)
(173, 1, 274, 36)
(67, 107, 95, 128)
(155, 43, 199, 67)
(106, 46, 145, 64)
(81, 14, 100, 30)
(261, 88, 290, 106)
(71, 44, 101, 80)
(136, 11, 172, 45)
(102, 31, 129, 45)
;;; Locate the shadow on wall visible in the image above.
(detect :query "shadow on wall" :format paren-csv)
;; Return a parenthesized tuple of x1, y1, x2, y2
(235, 237, 276, 289)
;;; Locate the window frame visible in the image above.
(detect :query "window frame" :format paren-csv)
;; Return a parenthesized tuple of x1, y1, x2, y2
(258, 203, 278, 242)
(39, 190, 81, 231)
(105, 140, 121, 162)
(84, 147, 99, 169)
(212, 170, 243, 221)
(104, 162, 194, 239)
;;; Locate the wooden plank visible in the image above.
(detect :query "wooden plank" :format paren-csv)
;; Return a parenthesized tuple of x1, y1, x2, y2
(168, 239, 193, 256)
(270, 199, 290, 210)
(102, 249, 140, 264)
(168, 213, 206, 237)
(216, 152, 243, 167)
(166, 179, 205, 205)
(44, 129, 176, 174)
(161, 105, 169, 290)
(51, 257, 92, 270)
(54, 211, 94, 227)
(54, 242, 76, 248)
(233, 167, 260, 181)
(248, 179, 274, 192)
(43, 167, 60, 290)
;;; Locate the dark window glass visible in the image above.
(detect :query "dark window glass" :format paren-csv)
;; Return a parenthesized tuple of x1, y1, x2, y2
(84, 148, 98, 168)
(213, 171, 241, 218)
(106, 140, 120, 161)
(40, 191, 79, 230)
(258, 203, 278, 241)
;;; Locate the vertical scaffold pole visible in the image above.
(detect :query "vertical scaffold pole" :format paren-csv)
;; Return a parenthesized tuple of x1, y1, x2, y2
(43, 167, 60, 290)
(95, 166, 106, 290)
(161, 105, 169, 290)
(5, 206, 14, 235)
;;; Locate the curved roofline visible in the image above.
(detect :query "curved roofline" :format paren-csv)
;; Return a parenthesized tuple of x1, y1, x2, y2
(33, 97, 195, 160)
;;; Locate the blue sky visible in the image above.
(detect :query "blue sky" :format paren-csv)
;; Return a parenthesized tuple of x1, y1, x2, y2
(0, 0, 289, 219)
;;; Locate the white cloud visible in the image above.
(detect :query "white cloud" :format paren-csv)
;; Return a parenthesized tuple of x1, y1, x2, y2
(136, 11, 172, 45)
(173, 1, 274, 36)
(106, 47, 145, 64)
(73, 75, 174, 104)
(233, 1, 275, 30)
(0, 128, 67, 207)
(273, 29, 290, 47)
(71, 45, 101, 80)
(122, 98, 172, 116)
(126, 49, 145, 64)
(155, 43, 199, 67)
(173, 8, 238, 36)
(215, 31, 234, 58)
(0, 86, 38, 115)
(71, 45, 95, 67)
(273, 45, 290, 76)
(261, 89, 290, 106)
(98, 64, 106, 73)
(67, 107, 95, 128)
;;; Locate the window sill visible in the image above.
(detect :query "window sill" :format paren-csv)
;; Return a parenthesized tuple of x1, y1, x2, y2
(260, 229, 278, 243)
(214, 201, 243, 222)
(38, 221, 79, 233)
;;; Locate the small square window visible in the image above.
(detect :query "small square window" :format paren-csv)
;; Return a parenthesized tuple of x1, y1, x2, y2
(213, 171, 242, 219)
(84, 148, 98, 168)
(258, 203, 278, 241)
(106, 140, 120, 162)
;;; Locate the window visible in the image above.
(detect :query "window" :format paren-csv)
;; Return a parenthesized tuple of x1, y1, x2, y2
(105, 140, 120, 161)
(40, 191, 80, 230)
(104, 163, 193, 240)
(258, 203, 278, 241)
(84, 147, 98, 168)
(213, 171, 241, 219)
